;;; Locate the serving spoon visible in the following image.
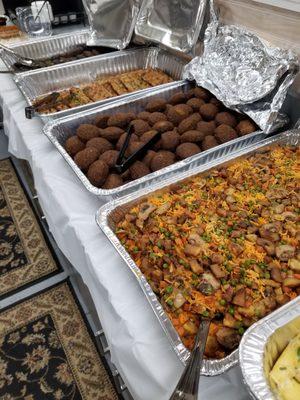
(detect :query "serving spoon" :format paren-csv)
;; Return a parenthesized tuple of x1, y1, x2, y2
(0, 43, 45, 69)
(169, 319, 210, 400)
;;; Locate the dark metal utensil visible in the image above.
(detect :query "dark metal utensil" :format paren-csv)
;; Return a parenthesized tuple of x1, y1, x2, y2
(115, 124, 161, 174)
(169, 319, 210, 400)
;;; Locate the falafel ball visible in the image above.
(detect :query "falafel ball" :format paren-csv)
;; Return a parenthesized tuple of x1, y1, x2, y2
(86, 137, 113, 155)
(107, 112, 135, 128)
(103, 174, 123, 189)
(215, 112, 237, 127)
(137, 111, 151, 121)
(140, 130, 159, 144)
(180, 130, 205, 144)
(130, 119, 151, 136)
(152, 120, 174, 133)
(116, 132, 139, 150)
(176, 143, 201, 159)
(160, 130, 180, 151)
(143, 150, 156, 167)
(94, 115, 109, 129)
(169, 92, 188, 105)
(126, 141, 143, 156)
(202, 135, 219, 151)
(193, 87, 210, 101)
(65, 136, 85, 156)
(150, 151, 176, 172)
(197, 121, 216, 135)
(186, 97, 205, 111)
(236, 120, 256, 136)
(145, 98, 167, 112)
(178, 114, 202, 134)
(100, 126, 124, 141)
(166, 104, 193, 125)
(199, 103, 218, 121)
(74, 147, 100, 170)
(87, 160, 109, 187)
(214, 124, 238, 143)
(129, 161, 150, 180)
(148, 112, 167, 126)
(77, 124, 101, 142)
(210, 97, 223, 108)
(99, 150, 119, 168)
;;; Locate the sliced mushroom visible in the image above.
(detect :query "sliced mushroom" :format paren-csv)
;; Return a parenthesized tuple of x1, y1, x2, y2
(246, 234, 258, 243)
(261, 279, 281, 288)
(203, 272, 221, 290)
(289, 259, 300, 272)
(223, 313, 239, 329)
(198, 282, 214, 296)
(184, 244, 201, 257)
(139, 203, 156, 221)
(211, 253, 224, 264)
(283, 277, 300, 288)
(188, 232, 205, 246)
(232, 288, 247, 307)
(183, 321, 198, 335)
(229, 242, 244, 255)
(216, 327, 240, 350)
(270, 267, 283, 283)
(259, 223, 280, 242)
(223, 286, 234, 302)
(256, 238, 275, 255)
(190, 259, 203, 275)
(156, 202, 171, 215)
(210, 264, 227, 278)
(226, 195, 237, 204)
(276, 293, 290, 305)
(174, 292, 186, 309)
(275, 244, 295, 261)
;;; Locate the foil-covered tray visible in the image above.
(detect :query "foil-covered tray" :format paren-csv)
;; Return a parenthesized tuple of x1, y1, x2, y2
(183, 23, 299, 133)
(0, 29, 95, 73)
(135, 0, 208, 53)
(96, 129, 299, 374)
(43, 80, 264, 201)
(82, 0, 141, 49)
(14, 47, 187, 121)
(240, 297, 300, 400)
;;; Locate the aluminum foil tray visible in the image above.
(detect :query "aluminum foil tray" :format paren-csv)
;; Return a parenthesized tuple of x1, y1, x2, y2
(1, 29, 94, 73)
(43, 80, 264, 201)
(14, 47, 187, 121)
(95, 129, 299, 374)
(240, 297, 300, 400)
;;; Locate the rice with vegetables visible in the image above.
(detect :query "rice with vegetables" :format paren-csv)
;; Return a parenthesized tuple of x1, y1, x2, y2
(115, 146, 300, 358)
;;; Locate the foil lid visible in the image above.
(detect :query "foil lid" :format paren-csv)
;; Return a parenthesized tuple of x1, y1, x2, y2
(134, 0, 208, 54)
(183, 23, 299, 133)
(82, 0, 141, 49)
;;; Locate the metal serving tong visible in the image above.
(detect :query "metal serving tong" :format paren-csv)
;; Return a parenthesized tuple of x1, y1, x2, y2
(0, 43, 45, 69)
(169, 319, 210, 400)
(115, 124, 161, 173)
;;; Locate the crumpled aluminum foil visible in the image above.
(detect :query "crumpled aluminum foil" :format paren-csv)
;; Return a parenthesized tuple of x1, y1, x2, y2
(183, 22, 299, 133)
(82, 0, 141, 49)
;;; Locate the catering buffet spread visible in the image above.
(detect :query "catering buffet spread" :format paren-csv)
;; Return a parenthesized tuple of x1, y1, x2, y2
(1, 0, 299, 399)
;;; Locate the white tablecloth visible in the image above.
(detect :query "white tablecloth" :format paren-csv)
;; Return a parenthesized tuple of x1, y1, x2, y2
(0, 72, 251, 400)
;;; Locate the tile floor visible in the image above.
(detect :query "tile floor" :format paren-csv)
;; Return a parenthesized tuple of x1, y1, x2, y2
(0, 128, 132, 399)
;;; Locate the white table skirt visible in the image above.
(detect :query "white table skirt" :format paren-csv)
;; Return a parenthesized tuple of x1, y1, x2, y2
(0, 72, 251, 400)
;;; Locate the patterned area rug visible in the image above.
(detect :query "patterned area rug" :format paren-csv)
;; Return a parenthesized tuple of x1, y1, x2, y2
(0, 158, 59, 298)
(0, 281, 119, 400)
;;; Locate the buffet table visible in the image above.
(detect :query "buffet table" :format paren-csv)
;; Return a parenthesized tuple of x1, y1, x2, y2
(0, 70, 252, 400)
